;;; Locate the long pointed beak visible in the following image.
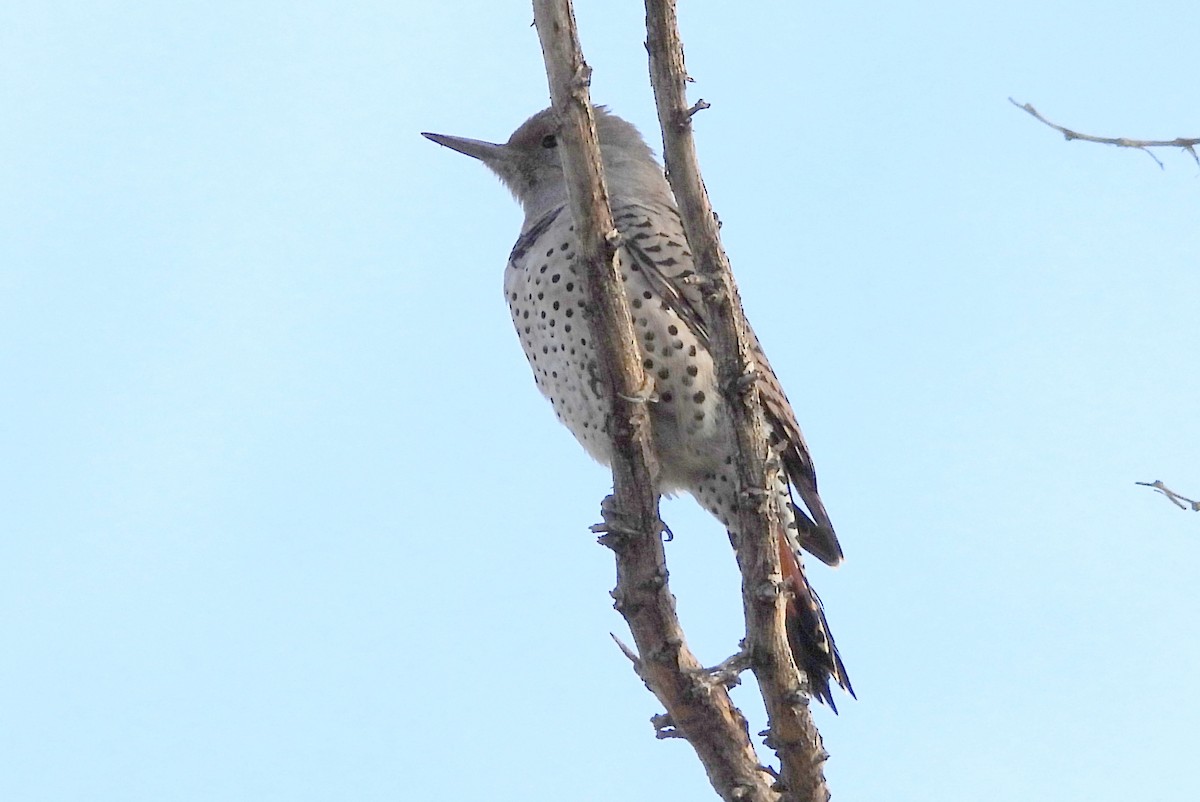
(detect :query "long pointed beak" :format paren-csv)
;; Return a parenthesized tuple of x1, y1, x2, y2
(421, 132, 505, 163)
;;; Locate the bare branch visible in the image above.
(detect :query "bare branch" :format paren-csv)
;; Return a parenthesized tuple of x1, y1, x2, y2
(533, 3, 779, 800)
(1136, 480, 1200, 511)
(1009, 98, 1200, 168)
(645, 3, 831, 801)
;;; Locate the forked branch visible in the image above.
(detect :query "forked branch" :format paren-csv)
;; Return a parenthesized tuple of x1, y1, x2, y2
(532, 2, 780, 800)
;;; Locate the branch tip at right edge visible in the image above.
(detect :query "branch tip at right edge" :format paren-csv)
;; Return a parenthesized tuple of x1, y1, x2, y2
(1010, 97, 1200, 168)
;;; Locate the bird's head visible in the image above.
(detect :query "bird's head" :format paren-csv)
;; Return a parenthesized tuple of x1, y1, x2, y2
(423, 107, 666, 222)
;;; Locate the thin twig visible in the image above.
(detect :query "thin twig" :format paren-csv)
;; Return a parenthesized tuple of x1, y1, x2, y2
(1009, 98, 1200, 169)
(1136, 480, 1200, 511)
(645, 3, 831, 801)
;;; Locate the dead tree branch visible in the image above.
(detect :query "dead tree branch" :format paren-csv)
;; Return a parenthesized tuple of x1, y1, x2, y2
(1136, 480, 1200, 511)
(1009, 98, 1200, 169)
(645, 3, 831, 801)
(532, 2, 779, 800)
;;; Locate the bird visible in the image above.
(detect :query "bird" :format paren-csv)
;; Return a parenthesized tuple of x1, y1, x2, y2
(423, 107, 852, 709)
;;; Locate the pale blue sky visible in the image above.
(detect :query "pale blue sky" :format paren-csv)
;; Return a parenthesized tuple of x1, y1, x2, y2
(3, 2, 1198, 800)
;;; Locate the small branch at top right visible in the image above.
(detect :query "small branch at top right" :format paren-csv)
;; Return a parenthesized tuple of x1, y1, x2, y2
(1136, 480, 1200, 512)
(1009, 98, 1200, 169)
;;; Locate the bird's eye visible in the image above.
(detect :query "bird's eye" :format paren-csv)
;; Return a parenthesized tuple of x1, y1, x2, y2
(540, 134, 558, 149)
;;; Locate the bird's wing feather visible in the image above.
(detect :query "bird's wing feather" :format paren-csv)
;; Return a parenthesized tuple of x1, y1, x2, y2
(617, 203, 843, 565)
(615, 205, 710, 342)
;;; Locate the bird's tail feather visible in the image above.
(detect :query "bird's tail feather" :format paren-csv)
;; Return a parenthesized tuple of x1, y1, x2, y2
(777, 530, 854, 711)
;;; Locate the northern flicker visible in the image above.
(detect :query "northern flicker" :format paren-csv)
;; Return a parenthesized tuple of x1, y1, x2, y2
(423, 108, 852, 709)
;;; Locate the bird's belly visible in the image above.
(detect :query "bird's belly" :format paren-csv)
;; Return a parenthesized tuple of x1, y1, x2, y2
(504, 254, 615, 467)
(504, 254, 729, 489)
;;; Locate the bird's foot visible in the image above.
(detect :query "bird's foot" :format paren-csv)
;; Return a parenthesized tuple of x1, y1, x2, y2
(592, 495, 672, 543)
